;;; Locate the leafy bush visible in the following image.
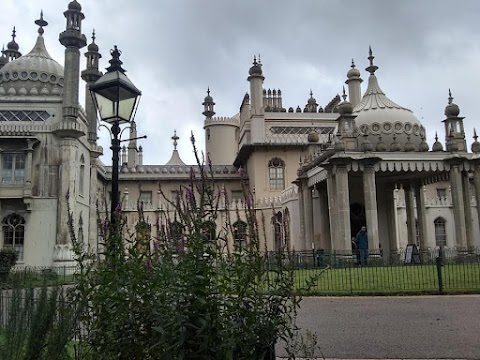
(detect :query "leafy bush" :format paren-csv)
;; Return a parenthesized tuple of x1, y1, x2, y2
(0, 247, 18, 282)
(71, 135, 314, 359)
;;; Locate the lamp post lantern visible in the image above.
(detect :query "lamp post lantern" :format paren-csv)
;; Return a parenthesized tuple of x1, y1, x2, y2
(90, 46, 141, 228)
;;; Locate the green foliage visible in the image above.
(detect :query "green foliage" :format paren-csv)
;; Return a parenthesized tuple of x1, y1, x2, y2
(0, 287, 77, 360)
(72, 134, 313, 359)
(0, 247, 18, 281)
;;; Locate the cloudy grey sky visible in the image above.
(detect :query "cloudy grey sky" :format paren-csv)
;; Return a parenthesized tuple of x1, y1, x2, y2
(1, 0, 480, 165)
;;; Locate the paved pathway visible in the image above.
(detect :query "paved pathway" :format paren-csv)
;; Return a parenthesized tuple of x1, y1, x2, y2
(276, 295, 480, 359)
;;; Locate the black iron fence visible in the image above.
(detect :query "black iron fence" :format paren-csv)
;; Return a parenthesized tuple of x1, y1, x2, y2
(265, 248, 480, 295)
(0, 266, 78, 289)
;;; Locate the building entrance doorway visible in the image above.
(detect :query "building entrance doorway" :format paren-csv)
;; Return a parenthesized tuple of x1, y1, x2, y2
(350, 202, 366, 238)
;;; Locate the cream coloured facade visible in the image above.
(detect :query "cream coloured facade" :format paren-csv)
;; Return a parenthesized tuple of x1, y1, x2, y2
(1, 1, 479, 268)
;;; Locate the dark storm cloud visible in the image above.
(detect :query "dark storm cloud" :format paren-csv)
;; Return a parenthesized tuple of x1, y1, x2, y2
(1, 0, 480, 164)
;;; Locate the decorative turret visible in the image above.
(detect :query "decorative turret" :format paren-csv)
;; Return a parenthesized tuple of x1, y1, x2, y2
(0, 46, 8, 70)
(128, 121, 139, 168)
(56, 0, 87, 138)
(345, 59, 362, 107)
(305, 90, 318, 113)
(202, 87, 215, 118)
(247, 55, 265, 115)
(165, 130, 186, 166)
(418, 134, 429, 152)
(4, 27, 22, 61)
(81, 30, 102, 144)
(432, 132, 444, 152)
(336, 87, 357, 151)
(472, 129, 480, 153)
(263, 88, 284, 112)
(443, 89, 466, 152)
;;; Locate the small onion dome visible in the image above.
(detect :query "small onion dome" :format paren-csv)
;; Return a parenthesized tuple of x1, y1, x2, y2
(203, 88, 213, 103)
(375, 136, 387, 152)
(432, 132, 444, 152)
(7, 33, 19, 51)
(347, 59, 360, 79)
(307, 91, 317, 105)
(0, 50, 7, 66)
(248, 56, 262, 76)
(390, 134, 401, 152)
(307, 131, 319, 143)
(88, 40, 99, 52)
(334, 140, 346, 152)
(404, 136, 416, 152)
(68, 0, 82, 11)
(295, 106, 301, 113)
(418, 135, 430, 152)
(338, 100, 353, 115)
(444, 89, 460, 117)
(471, 130, 480, 153)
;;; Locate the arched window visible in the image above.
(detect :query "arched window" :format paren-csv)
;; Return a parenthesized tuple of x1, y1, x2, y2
(3, 213, 25, 261)
(283, 208, 290, 249)
(434, 217, 447, 248)
(79, 154, 85, 196)
(233, 220, 247, 251)
(268, 158, 285, 190)
(272, 211, 283, 251)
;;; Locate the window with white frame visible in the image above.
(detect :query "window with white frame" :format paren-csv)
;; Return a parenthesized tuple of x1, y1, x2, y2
(434, 217, 447, 248)
(2, 153, 26, 184)
(2, 213, 25, 261)
(268, 158, 285, 191)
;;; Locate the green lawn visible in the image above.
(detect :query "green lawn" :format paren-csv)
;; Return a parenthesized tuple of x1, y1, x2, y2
(290, 263, 480, 295)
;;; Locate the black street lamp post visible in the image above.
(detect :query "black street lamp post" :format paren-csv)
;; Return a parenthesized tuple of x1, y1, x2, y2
(90, 46, 141, 228)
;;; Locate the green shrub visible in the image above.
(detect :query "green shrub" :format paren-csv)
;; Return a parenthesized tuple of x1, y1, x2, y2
(0, 247, 18, 282)
(71, 135, 315, 360)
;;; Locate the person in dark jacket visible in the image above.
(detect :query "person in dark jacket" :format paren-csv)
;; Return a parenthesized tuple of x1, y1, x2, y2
(356, 226, 368, 266)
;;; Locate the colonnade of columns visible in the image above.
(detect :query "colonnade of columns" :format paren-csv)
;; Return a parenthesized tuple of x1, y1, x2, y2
(298, 159, 480, 252)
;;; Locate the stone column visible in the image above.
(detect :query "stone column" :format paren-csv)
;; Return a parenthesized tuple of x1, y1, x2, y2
(449, 162, 467, 248)
(297, 182, 305, 250)
(474, 164, 480, 244)
(326, 171, 337, 249)
(335, 163, 351, 251)
(303, 183, 314, 251)
(462, 173, 475, 251)
(362, 162, 379, 249)
(404, 184, 416, 245)
(414, 183, 428, 250)
(88, 158, 99, 254)
(318, 184, 331, 250)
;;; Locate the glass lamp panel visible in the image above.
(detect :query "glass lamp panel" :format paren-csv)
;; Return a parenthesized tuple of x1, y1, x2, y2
(118, 97, 137, 122)
(93, 92, 116, 122)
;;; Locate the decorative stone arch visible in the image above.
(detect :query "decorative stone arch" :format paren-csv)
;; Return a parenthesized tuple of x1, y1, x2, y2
(2, 213, 26, 261)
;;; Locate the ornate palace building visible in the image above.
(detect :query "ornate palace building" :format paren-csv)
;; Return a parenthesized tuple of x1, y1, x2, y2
(0, 1, 479, 267)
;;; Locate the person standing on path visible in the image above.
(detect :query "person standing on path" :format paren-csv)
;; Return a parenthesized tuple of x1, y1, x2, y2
(356, 226, 368, 266)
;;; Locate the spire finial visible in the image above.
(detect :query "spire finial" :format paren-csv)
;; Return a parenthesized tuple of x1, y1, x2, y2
(448, 88, 453, 104)
(92, 29, 96, 42)
(351, 59, 355, 68)
(474, 128, 478, 142)
(435, 131, 439, 142)
(107, 45, 125, 73)
(12, 27, 16, 41)
(35, 10, 48, 35)
(253, 55, 257, 66)
(172, 130, 179, 150)
(207, 86, 210, 96)
(342, 86, 347, 101)
(366, 46, 378, 75)
(258, 53, 261, 65)
(310, 89, 313, 97)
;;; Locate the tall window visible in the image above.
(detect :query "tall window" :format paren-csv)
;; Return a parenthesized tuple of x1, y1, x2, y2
(2, 153, 26, 184)
(434, 217, 447, 248)
(169, 221, 184, 253)
(268, 158, 285, 190)
(3, 213, 25, 261)
(79, 155, 85, 196)
(436, 188, 447, 199)
(273, 212, 283, 251)
(233, 220, 247, 251)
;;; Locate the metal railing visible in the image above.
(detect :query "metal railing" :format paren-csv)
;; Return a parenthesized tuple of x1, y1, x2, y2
(264, 248, 480, 295)
(0, 266, 78, 288)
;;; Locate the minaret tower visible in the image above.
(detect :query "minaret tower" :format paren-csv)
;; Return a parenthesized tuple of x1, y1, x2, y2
(81, 30, 102, 144)
(4, 27, 22, 61)
(127, 121, 139, 168)
(247, 56, 266, 143)
(345, 59, 362, 108)
(54, 0, 87, 251)
(0, 46, 8, 70)
(336, 87, 358, 151)
(202, 87, 215, 119)
(443, 89, 467, 152)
